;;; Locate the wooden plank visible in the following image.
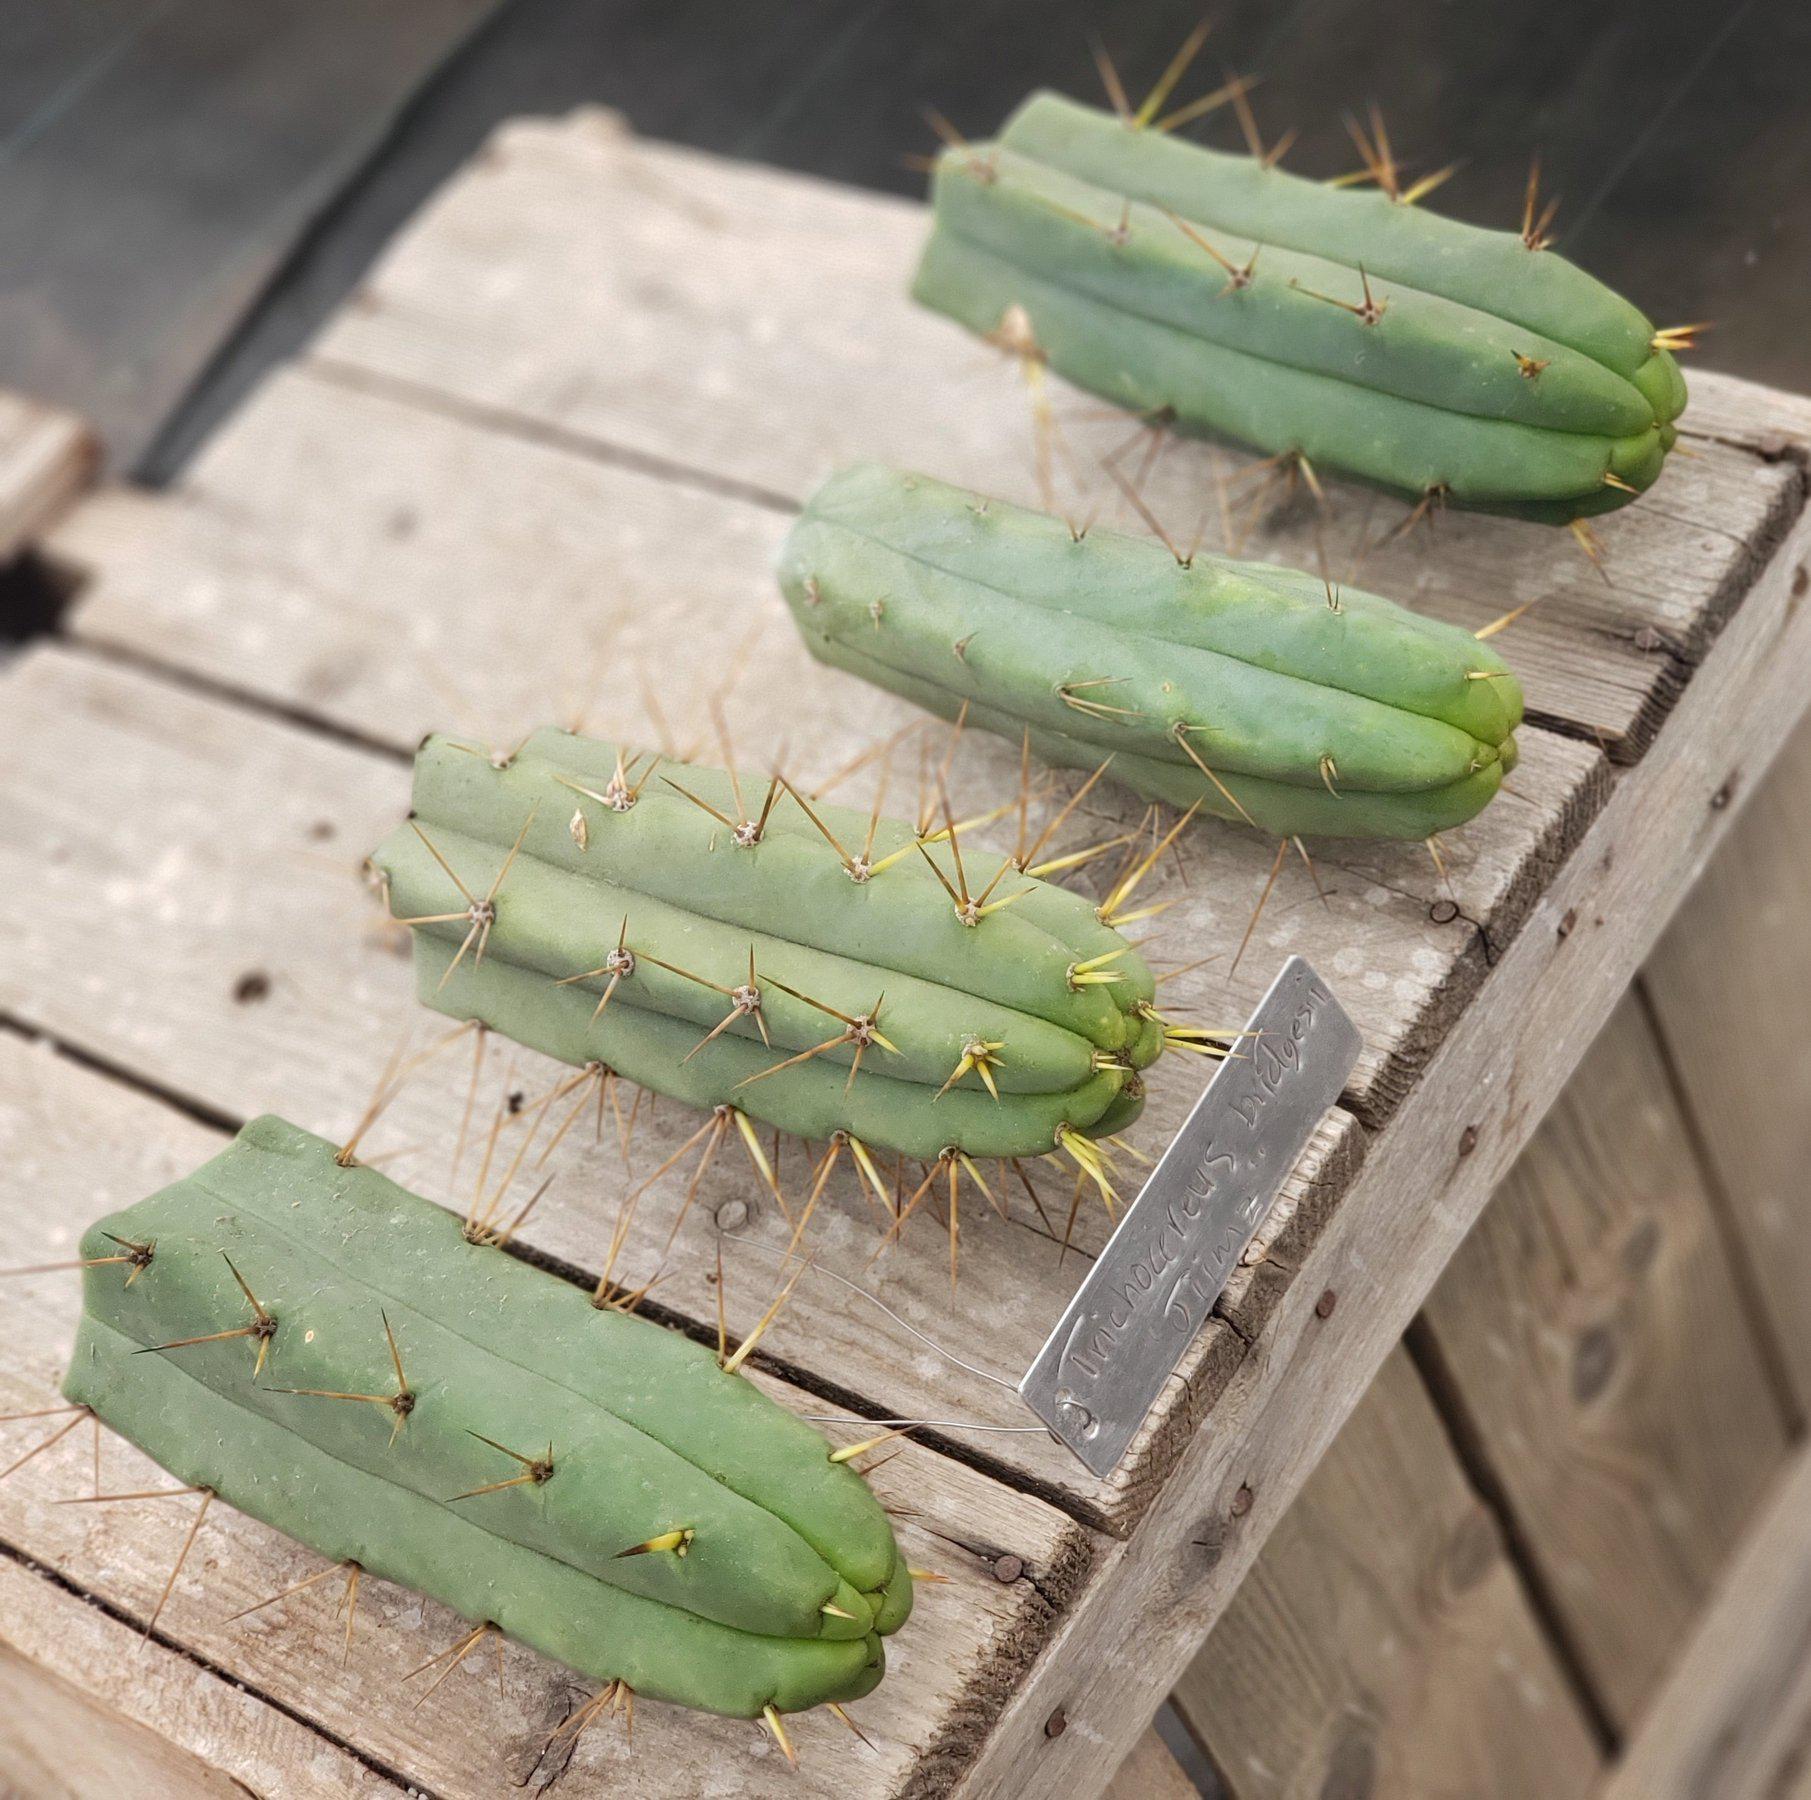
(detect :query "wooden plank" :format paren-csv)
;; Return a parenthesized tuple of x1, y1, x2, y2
(54, 362, 1612, 1133)
(941, 389, 1811, 1797)
(1173, 1348, 1602, 1800)
(1416, 991, 1791, 1729)
(1105, 1725, 1201, 1800)
(1653, 370, 1811, 459)
(1601, 1444, 1811, 1800)
(0, 1554, 399, 1797)
(305, 111, 1802, 761)
(1643, 707, 1811, 1409)
(1764, 1697, 1811, 1800)
(0, 1026, 1093, 1799)
(0, 639, 1364, 1533)
(0, 389, 94, 562)
(0, 0, 502, 468)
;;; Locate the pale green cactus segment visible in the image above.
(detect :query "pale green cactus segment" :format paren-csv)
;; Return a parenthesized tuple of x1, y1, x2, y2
(62, 1118, 904, 1718)
(778, 464, 1522, 841)
(912, 91, 1685, 524)
(369, 729, 1159, 1159)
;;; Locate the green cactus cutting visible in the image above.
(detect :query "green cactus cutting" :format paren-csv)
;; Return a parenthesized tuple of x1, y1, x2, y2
(62, 1116, 909, 1730)
(911, 87, 1689, 524)
(778, 462, 1523, 841)
(367, 727, 1163, 1186)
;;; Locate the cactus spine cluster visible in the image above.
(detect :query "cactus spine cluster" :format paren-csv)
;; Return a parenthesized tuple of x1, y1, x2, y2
(369, 728, 1161, 1165)
(779, 463, 1522, 840)
(63, 1118, 909, 1719)
(912, 91, 1687, 524)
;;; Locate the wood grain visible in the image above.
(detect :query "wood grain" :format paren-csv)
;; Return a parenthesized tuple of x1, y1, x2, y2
(1643, 709, 1811, 1411)
(944, 387, 1811, 1799)
(306, 110, 1801, 761)
(1416, 992, 1791, 1730)
(0, 1027, 1093, 1799)
(1105, 1724, 1202, 1800)
(1173, 1348, 1602, 1800)
(53, 361, 1614, 1131)
(0, 1554, 400, 1797)
(1762, 1702, 1811, 1800)
(0, 389, 94, 563)
(1601, 1445, 1811, 1800)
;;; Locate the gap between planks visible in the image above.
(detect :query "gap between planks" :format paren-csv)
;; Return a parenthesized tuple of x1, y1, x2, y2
(1599, 1438, 1811, 1800)
(1174, 1345, 1606, 1798)
(0, 1531, 417, 1799)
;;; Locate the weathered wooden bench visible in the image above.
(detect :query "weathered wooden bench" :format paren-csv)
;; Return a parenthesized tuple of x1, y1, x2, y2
(1, 109, 1808, 1797)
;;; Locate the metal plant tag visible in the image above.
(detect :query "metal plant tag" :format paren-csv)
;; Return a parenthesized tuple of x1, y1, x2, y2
(1021, 956, 1360, 1478)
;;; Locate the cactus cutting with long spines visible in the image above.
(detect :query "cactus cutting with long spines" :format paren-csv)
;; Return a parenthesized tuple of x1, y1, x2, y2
(368, 727, 1163, 1179)
(911, 86, 1688, 524)
(778, 462, 1522, 841)
(62, 1117, 909, 1724)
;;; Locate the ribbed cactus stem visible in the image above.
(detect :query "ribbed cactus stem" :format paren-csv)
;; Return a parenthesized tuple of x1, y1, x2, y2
(368, 729, 1161, 1161)
(63, 1118, 910, 1718)
(779, 463, 1523, 841)
(912, 91, 1685, 524)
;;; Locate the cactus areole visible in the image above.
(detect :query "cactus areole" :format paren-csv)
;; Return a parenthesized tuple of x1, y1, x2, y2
(63, 1118, 910, 1717)
(912, 91, 1686, 523)
(779, 463, 1523, 840)
(368, 729, 1161, 1162)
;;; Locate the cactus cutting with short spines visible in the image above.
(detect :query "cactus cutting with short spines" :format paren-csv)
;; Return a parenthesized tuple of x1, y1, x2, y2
(778, 462, 1523, 841)
(62, 1117, 910, 1719)
(911, 86, 1687, 523)
(368, 727, 1163, 1169)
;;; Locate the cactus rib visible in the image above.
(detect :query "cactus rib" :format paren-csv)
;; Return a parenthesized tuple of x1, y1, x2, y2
(778, 463, 1522, 840)
(63, 1117, 909, 1718)
(912, 91, 1686, 523)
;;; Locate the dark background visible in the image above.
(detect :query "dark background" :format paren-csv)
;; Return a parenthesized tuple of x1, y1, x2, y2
(0, 0, 1799, 478)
